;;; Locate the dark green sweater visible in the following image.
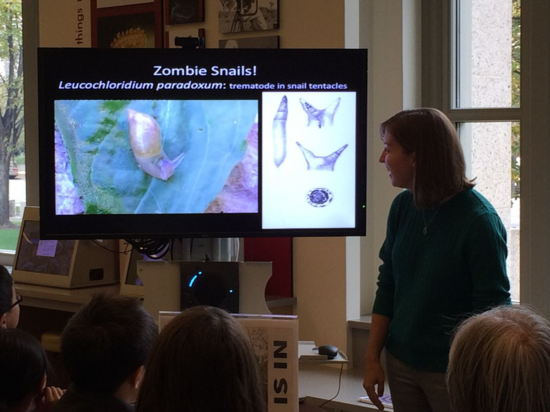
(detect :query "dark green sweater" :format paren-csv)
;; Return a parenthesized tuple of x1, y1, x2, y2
(373, 188, 511, 373)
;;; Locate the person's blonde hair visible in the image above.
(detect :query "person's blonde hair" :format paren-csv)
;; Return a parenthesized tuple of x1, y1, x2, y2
(448, 305, 550, 412)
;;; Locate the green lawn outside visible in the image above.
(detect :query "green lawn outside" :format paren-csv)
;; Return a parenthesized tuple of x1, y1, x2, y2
(0, 223, 21, 251)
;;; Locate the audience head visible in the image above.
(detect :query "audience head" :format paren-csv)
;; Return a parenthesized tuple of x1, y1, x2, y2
(379, 108, 474, 208)
(61, 293, 158, 397)
(0, 328, 47, 412)
(448, 305, 550, 412)
(137, 305, 265, 412)
(0, 265, 20, 329)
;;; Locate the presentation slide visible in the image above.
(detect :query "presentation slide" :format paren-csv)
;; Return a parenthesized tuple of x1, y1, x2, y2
(38, 48, 367, 238)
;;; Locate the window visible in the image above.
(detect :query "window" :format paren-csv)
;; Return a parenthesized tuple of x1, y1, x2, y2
(459, 121, 520, 300)
(0, 0, 25, 263)
(424, 0, 550, 315)
(452, 0, 520, 109)
(452, 0, 521, 301)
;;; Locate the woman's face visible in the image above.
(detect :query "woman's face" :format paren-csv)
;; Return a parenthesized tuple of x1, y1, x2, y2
(1, 285, 21, 329)
(379, 131, 415, 190)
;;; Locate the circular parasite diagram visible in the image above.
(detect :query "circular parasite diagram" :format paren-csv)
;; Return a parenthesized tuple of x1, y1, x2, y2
(306, 188, 333, 207)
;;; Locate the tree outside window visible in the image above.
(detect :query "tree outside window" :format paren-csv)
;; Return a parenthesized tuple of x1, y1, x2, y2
(0, 0, 24, 251)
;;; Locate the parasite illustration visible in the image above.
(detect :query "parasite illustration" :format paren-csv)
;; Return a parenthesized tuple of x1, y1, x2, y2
(296, 142, 348, 171)
(299, 97, 341, 128)
(307, 188, 333, 207)
(272, 95, 288, 167)
(127, 108, 185, 181)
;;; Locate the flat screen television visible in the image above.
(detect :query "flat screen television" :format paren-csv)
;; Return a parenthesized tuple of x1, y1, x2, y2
(37, 47, 367, 239)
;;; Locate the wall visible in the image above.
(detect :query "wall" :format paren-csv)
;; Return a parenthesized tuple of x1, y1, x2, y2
(295, 0, 421, 357)
(40, 0, 344, 48)
(38, 0, 345, 49)
(358, 1, 405, 322)
(294, 237, 347, 348)
(32, 0, 421, 358)
(32, 0, 422, 357)
(213, 0, 345, 49)
(34, 0, 350, 350)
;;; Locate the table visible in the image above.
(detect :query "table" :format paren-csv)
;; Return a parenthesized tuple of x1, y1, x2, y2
(299, 364, 382, 411)
(16, 282, 120, 312)
(16, 282, 295, 311)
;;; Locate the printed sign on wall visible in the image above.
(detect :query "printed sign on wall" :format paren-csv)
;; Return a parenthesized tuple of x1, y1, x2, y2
(39, 0, 92, 47)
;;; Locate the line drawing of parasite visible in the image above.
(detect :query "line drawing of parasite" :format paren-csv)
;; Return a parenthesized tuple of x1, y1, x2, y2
(299, 97, 341, 128)
(296, 141, 348, 171)
(272, 95, 288, 167)
(127, 108, 185, 181)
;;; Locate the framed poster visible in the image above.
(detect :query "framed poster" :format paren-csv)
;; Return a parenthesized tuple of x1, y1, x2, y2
(219, 0, 279, 34)
(219, 35, 279, 49)
(96, 0, 153, 7)
(165, 0, 205, 25)
(91, 0, 162, 48)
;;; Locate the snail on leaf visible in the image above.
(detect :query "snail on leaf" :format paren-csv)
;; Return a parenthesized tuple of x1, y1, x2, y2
(127, 108, 185, 181)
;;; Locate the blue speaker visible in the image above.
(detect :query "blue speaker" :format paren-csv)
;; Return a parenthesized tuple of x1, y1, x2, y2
(179, 262, 240, 312)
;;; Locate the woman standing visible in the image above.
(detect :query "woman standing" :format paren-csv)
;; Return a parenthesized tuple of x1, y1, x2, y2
(362, 108, 511, 412)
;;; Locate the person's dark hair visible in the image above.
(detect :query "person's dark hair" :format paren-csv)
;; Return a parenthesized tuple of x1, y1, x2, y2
(448, 305, 550, 412)
(137, 306, 266, 412)
(61, 293, 158, 395)
(380, 108, 475, 209)
(0, 328, 47, 411)
(0, 265, 13, 316)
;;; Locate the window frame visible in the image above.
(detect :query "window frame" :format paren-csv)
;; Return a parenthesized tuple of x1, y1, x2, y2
(0, 0, 39, 267)
(423, 0, 550, 317)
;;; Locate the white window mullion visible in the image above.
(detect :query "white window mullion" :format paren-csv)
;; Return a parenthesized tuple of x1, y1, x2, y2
(423, 0, 550, 310)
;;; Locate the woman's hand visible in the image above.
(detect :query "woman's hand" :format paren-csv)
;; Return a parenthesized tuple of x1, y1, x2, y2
(36, 386, 65, 412)
(362, 314, 391, 411)
(363, 360, 386, 411)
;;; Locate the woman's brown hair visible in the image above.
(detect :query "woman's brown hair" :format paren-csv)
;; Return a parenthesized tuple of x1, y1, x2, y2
(136, 306, 266, 412)
(380, 108, 475, 209)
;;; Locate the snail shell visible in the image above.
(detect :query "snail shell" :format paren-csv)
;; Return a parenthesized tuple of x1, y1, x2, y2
(127, 108, 185, 181)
